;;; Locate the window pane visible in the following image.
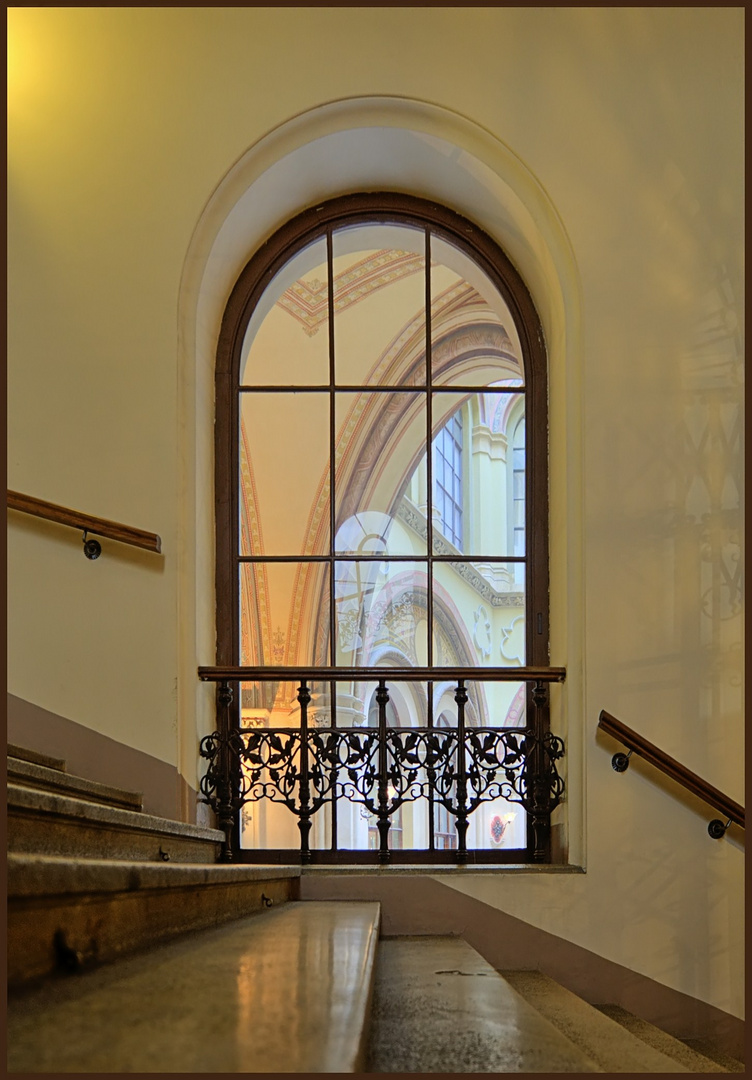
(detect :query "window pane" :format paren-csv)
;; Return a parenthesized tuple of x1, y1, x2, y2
(432, 679, 528, 851)
(240, 562, 330, 666)
(430, 392, 525, 558)
(238, 679, 333, 852)
(333, 224, 426, 386)
(240, 237, 329, 386)
(335, 561, 427, 667)
(362, 679, 429, 728)
(432, 561, 526, 667)
(433, 679, 528, 728)
(335, 391, 427, 556)
(239, 392, 329, 556)
(431, 236, 524, 387)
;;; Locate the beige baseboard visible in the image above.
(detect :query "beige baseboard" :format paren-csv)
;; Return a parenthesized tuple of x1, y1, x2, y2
(7, 693, 198, 823)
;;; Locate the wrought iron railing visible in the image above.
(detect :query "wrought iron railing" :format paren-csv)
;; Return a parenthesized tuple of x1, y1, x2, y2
(198, 666, 566, 865)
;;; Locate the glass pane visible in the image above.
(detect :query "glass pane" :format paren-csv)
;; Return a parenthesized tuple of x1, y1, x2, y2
(334, 392, 427, 556)
(431, 236, 524, 387)
(239, 392, 329, 556)
(318, 679, 429, 852)
(467, 796, 527, 850)
(433, 680, 526, 728)
(240, 237, 330, 386)
(432, 561, 526, 667)
(433, 679, 527, 851)
(240, 562, 330, 666)
(360, 679, 429, 728)
(333, 224, 426, 386)
(334, 561, 428, 667)
(298, 680, 431, 728)
(427, 391, 525, 558)
(238, 679, 333, 851)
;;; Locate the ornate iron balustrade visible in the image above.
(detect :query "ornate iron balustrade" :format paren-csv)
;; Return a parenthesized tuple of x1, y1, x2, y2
(198, 667, 566, 865)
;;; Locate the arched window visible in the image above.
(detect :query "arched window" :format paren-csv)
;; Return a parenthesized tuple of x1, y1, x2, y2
(209, 193, 558, 864)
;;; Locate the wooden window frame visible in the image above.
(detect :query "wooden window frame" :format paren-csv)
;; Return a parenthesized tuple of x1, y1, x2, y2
(213, 192, 551, 863)
(215, 192, 549, 672)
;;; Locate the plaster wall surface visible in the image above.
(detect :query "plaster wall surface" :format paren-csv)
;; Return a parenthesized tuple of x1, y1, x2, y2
(7, 7, 743, 1018)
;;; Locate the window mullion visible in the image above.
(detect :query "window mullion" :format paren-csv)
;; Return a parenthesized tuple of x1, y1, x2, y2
(327, 227, 336, 673)
(426, 227, 433, 678)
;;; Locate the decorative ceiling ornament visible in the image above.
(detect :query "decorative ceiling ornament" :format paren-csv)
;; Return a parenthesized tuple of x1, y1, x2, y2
(276, 250, 425, 335)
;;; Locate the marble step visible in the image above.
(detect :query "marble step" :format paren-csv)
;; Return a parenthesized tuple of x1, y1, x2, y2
(501, 970, 685, 1072)
(368, 937, 598, 1072)
(8, 852, 301, 987)
(7, 900, 380, 1073)
(8, 743, 66, 772)
(8, 755, 143, 811)
(8, 782, 224, 862)
(595, 1005, 730, 1072)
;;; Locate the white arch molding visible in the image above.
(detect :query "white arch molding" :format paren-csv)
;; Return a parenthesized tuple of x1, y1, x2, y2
(177, 96, 585, 863)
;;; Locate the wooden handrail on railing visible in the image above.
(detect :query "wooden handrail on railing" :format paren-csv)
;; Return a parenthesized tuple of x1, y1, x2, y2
(598, 709, 744, 838)
(7, 490, 162, 556)
(198, 665, 566, 683)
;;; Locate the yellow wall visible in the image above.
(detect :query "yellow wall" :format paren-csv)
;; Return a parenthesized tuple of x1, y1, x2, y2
(7, 7, 743, 1018)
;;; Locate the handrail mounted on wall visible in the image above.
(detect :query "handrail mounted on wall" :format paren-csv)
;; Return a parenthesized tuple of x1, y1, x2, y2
(7, 490, 162, 558)
(598, 709, 744, 839)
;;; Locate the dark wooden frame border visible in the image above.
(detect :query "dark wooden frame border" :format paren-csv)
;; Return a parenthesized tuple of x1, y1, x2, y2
(214, 192, 551, 861)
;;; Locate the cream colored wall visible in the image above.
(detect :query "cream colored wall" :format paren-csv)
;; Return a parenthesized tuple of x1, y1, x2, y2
(7, 7, 743, 1017)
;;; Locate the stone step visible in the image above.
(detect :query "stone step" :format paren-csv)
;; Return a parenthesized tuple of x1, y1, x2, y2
(8, 743, 66, 772)
(368, 937, 598, 1072)
(595, 1005, 729, 1072)
(8, 782, 224, 862)
(8, 852, 301, 987)
(8, 756, 143, 811)
(683, 1038, 745, 1072)
(501, 970, 686, 1072)
(7, 900, 380, 1073)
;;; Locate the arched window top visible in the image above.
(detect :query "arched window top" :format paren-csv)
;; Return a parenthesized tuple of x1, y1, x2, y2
(222, 194, 542, 391)
(217, 193, 549, 673)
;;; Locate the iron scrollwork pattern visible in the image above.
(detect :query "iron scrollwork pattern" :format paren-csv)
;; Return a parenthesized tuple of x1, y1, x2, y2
(199, 678, 565, 863)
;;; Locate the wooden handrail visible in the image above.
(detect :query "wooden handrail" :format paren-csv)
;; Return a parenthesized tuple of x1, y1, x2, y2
(199, 665, 566, 682)
(598, 710, 744, 829)
(7, 490, 162, 554)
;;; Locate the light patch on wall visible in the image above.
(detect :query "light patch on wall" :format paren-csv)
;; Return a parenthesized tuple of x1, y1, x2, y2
(7, 9, 41, 118)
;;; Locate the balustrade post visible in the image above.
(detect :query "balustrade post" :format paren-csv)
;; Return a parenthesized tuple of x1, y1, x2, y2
(454, 680, 469, 863)
(529, 680, 551, 862)
(216, 680, 235, 863)
(297, 681, 313, 863)
(376, 680, 391, 864)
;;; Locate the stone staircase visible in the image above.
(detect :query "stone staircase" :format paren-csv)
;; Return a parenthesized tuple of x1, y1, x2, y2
(7, 743, 300, 987)
(6, 744, 743, 1073)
